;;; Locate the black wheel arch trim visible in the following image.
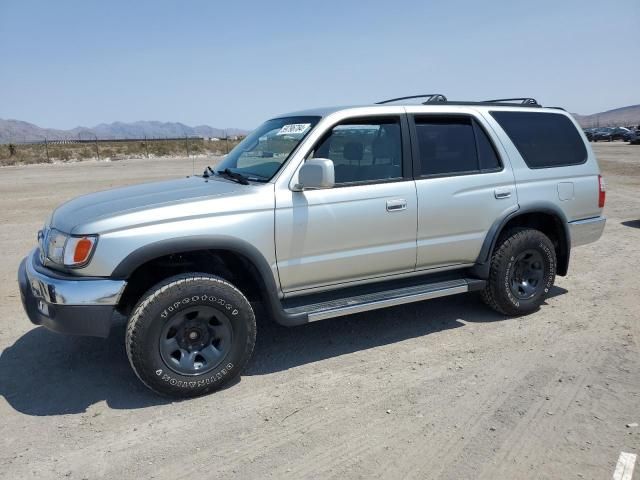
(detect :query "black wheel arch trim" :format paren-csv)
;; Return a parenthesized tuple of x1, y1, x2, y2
(111, 236, 309, 327)
(472, 202, 571, 279)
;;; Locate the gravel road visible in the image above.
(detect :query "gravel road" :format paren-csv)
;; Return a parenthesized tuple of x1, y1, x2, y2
(0, 144, 638, 479)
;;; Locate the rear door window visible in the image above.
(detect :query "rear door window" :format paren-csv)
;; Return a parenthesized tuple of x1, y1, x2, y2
(490, 111, 587, 168)
(413, 116, 502, 176)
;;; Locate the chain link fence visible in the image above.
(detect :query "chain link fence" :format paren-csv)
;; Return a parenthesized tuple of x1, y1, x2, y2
(0, 135, 243, 166)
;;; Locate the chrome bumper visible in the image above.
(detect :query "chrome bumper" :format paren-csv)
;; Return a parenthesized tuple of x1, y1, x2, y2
(569, 216, 606, 247)
(23, 248, 126, 305)
(18, 249, 127, 337)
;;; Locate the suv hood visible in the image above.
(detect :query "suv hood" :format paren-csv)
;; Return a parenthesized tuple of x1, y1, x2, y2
(50, 176, 264, 234)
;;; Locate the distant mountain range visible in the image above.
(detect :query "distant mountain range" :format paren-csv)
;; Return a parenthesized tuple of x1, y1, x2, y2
(2, 104, 639, 143)
(571, 104, 640, 128)
(0, 119, 248, 143)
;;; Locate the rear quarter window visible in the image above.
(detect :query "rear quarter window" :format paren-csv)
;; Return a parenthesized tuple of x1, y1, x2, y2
(490, 111, 587, 168)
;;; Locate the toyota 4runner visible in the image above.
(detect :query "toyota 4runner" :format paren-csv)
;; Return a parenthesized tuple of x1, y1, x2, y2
(18, 95, 606, 397)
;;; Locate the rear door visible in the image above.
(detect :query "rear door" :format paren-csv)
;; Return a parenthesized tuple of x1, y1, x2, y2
(275, 114, 417, 293)
(486, 109, 601, 222)
(408, 110, 518, 270)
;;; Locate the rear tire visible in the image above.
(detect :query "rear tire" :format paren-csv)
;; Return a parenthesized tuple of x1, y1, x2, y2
(126, 273, 256, 398)
(482, 229, 556, 316)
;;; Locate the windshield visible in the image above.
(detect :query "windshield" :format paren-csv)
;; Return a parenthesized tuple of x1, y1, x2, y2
(215, 116, 320, 181)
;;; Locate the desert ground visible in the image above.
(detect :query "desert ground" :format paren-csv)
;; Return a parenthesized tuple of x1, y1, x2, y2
(0, 144, 638, 479)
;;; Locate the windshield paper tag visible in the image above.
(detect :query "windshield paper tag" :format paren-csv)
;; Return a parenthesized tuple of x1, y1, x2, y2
(277, 123, 311, 136)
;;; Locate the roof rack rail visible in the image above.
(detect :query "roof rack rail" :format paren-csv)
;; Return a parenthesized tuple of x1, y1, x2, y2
(376, 94, 448, 105)
(482, 97, 539, 106)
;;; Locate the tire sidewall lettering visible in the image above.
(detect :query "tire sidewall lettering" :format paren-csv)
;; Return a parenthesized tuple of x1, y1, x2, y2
(160, 294, 239, 319)
(158, 363, 235, 389)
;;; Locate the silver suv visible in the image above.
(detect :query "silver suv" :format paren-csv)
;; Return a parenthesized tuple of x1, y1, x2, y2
(18, 95, 606, 397)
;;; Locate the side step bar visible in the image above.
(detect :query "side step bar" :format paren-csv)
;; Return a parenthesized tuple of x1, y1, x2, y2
(284, 278, 485, 322)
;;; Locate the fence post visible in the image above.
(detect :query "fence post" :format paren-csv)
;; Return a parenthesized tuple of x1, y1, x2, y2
(44, 137, 50, 162)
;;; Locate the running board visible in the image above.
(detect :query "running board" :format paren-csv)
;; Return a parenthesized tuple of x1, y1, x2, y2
(284, 278, 484, 322)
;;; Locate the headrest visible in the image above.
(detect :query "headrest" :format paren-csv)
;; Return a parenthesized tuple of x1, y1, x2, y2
(343, 142, 363, 161)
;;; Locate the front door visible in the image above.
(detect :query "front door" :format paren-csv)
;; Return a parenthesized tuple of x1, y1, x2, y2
(275, 115, 417, 293)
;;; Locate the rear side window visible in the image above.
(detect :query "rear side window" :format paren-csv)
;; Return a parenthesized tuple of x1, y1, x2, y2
(490, 111, 587, 168)
(414, 116, 501, 176)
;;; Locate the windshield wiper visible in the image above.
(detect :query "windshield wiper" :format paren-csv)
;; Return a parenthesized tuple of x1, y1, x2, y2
(217, 168, 250, 185)
(203, 166, 216, 178)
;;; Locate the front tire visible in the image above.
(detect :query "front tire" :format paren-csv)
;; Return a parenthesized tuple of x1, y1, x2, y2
(126, 273, 256, 398)
(482, 229, 556, 316)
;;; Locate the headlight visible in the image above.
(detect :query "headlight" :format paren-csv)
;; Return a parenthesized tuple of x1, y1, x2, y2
(43, 228, 98, 267)
(44, 229, 67, 265)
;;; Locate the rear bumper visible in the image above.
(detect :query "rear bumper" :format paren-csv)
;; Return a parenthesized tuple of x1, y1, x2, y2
(569, 216, 606, 247)
(18, 249, 127, 337)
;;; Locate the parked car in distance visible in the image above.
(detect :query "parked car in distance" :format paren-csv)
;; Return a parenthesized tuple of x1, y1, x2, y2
(18, 95, 607, 398)
(612, 127, 631, 141)
(593, 127, 631, 142)
(622, 128, 638, 142)
(583, 128, 594, 141)
(592, 128, 613, 142)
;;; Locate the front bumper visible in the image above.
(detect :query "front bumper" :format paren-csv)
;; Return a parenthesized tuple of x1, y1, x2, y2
(569, 216, 606, 247)
(18, 249, 127, 337)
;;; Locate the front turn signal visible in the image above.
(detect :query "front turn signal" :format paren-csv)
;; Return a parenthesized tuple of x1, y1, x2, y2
(63, 236, 98, 267)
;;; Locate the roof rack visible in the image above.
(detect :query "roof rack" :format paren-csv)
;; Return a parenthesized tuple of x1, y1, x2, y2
(481, 97, 539, 106)
(375, 95, 543, 108)
(376, 94, 448, 105)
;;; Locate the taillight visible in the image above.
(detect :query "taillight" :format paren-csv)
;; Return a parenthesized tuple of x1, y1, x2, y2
(598, 175, 606, 208)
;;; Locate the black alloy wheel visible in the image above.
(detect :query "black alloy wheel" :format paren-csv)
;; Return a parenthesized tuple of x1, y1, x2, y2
(160, 305, 233, 376)
(508, 249, 545, 300)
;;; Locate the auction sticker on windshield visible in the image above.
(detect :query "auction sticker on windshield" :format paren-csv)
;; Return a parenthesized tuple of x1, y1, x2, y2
(277, 124, 311, 136)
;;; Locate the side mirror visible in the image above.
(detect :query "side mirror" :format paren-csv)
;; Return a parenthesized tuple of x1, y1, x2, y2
(293, 158, 335, 191)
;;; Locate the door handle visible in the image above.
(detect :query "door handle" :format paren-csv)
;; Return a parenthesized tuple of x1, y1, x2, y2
(386, 199, 407, 212)
(494, 188, 512, 199)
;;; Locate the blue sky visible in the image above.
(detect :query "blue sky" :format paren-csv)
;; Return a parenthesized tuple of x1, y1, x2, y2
(0, 0, 638, 129)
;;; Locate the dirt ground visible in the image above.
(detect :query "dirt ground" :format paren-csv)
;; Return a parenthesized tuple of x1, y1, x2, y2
(0, 144, 638, 479)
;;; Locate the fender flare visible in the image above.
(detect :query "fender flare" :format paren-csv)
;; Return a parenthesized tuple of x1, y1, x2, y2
(111, 236, 309, 326)
(473, 202, 571, 278)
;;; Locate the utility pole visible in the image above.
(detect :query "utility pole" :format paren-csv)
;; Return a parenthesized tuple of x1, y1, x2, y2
(144, 135, 149, 158)
(44, 137, 50, 162)
(94, 135, 100, 160)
